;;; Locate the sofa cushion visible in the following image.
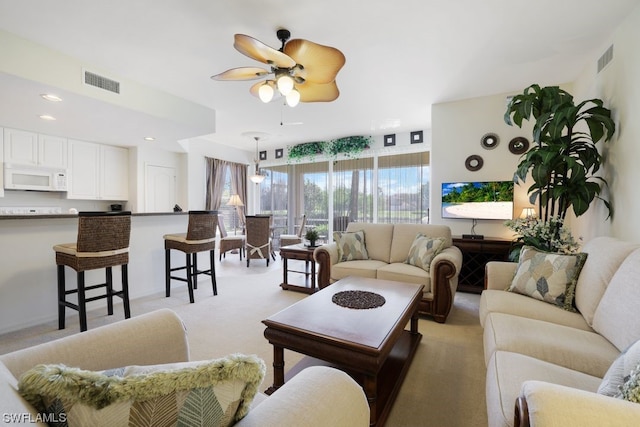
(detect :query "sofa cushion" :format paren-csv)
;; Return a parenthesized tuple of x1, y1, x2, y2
(592, 249, 640, 352)
(346, 223, 393, 262)
(507, 246, 587, 311)
(479, 289, 592, 331)
(483, 312, 619, 378)
(405, 234, 445, 271)
(331, 260, 387, 282)
(389, 224, 452, 263)
(377, 263, 431, 294)
(18, 354, 265, 427)
(485, 351, 601, 427)
(333, 230, 369, 262)
(598, 339, 640, 397)
(574, 237, 639, 327)
(1, 361, 45, 426)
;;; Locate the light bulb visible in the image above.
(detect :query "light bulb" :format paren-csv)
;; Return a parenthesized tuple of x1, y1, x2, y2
(277, 74, 294, 96)
(258, 83, 274, 103)
(286, 88, 300, 107)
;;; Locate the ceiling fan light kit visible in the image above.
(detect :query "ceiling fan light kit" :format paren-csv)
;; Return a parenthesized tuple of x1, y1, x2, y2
(211, 29, 345, 107)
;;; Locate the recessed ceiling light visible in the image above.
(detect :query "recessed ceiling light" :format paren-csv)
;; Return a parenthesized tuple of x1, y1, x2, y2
(144, 136, 155, 141)
(39, 115, 56, 121)
(41, 94, 62, 102)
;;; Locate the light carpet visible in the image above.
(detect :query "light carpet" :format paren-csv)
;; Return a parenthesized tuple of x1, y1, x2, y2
(0, 261, 487, 427)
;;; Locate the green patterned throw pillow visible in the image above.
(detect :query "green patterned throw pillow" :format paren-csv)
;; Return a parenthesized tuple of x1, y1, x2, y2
(18, 354, 265, 427)
(333, 230, 369, 262)
(508, 246, 588, 311)
(405, 234, 445, 272)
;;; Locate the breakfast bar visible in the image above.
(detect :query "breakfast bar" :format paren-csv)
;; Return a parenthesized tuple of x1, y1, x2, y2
(0, 212, 189, 334)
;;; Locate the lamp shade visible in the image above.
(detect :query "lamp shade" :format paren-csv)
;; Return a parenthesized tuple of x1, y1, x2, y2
(520, 207, 536, 219)
(258, 83, 274, 103)
(226, 194, 244, 207)
(250, 174, 266, 184)
(286, 88, 300, 107)
(276, 74, 294, 96)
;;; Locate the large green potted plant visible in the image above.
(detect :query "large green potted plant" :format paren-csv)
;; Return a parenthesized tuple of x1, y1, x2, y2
(505, 84, 616, 222)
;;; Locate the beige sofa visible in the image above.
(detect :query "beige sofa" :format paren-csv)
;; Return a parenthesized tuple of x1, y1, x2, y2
(480, 236, 640, 427)
(1, 309, 369, 427)
(315, 222, 463, 323)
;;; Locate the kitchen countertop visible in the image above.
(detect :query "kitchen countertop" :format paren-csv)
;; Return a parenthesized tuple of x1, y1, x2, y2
(0, 211, 188, 220)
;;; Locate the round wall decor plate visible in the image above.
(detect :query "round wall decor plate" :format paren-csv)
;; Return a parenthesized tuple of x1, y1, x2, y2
(480, 132, 499, 150)
(465, 154, 483, 171)
(509, 137, 530, 154)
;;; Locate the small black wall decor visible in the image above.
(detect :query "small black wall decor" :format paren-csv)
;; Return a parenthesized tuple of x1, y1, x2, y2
(384, 134, 396, 146)
(259, 150, 267, 161)
(410, 130, 424, 144)
(275, 148, 284, 159)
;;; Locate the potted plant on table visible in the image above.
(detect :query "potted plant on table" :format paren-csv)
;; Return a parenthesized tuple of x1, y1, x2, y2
(305, 229, 320, 247)
(504, 84, 616, 258)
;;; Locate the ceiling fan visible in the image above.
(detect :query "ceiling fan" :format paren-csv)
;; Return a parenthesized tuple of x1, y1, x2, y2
(211, 29, 346, 107)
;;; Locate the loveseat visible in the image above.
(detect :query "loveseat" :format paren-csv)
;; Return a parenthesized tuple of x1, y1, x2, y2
(314, 222, 463, 323)
(480, 236, 640, 427)
(1, 308, 369, 427)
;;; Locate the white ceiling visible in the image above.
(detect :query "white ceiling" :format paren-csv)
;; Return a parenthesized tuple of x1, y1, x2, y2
(0, 0, 638, 153)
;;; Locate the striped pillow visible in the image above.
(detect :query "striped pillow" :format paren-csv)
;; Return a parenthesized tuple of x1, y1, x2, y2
(405, 234, 445, 271)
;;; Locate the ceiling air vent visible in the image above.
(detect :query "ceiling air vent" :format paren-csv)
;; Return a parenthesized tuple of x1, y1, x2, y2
(597, 45, 614, 73)
(83, 70, 120, 94)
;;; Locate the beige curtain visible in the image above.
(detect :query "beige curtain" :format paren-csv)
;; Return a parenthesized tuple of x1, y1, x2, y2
(229, 163, 248, 225)
(205, 157, 229, 210)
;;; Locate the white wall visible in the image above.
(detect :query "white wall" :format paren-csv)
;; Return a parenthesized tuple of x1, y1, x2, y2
(431, 92, 538, 239)
(570, 2, 640, 243)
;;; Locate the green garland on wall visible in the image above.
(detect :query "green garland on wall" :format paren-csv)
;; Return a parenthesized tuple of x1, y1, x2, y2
(287, 135, 372, 162)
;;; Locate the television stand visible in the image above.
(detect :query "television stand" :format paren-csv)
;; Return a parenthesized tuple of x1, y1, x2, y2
(462, 234, 484, 240)
(453, 236, 512, 293)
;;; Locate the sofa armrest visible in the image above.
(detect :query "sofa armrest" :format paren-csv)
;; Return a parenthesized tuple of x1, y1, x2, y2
(485, 261, 518, 290)
(236, 366, 369, 427)
(315, 243, 339, 289)
(428, 245, 463, 323)
(515, 381, 640, 427)
(0, 309, 190, 379)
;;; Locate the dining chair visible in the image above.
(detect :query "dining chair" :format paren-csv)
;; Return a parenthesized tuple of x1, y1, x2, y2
(218, 214, 245, 260)
(245, 215, 272, 267)
(280, 214, 307, 248)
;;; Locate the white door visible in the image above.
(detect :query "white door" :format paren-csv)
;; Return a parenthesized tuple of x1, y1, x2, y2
(145, 164, 176, 212)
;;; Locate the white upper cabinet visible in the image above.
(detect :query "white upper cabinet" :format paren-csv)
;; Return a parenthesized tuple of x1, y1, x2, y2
(67, 139, 129, 200)
(3, 128, 67, 169)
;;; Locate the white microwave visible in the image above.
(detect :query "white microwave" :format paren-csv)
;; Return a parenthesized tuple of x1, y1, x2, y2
(3, 164, 68, 191)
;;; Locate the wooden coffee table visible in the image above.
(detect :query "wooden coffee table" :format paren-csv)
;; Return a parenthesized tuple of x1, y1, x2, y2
(263, 276, 423, 427)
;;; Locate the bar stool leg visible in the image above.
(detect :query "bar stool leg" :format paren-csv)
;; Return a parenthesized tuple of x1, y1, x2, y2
(186, 254, 195, 304)
(106, 267, 114, 315)
(165, 248, 171, 297)
(209, 249, 217, 295)
(192, 253, 198, 289)
(77, 271, 87, 332)
(122, 264, 131, 319)
(57, 265, 66, 330)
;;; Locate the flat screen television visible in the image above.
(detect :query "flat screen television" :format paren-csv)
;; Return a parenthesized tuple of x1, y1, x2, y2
(441, 181, 514, 220)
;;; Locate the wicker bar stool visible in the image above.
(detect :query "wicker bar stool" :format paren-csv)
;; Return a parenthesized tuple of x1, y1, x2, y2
(53, 211, 132, 332)
(164, 210, 218, 303)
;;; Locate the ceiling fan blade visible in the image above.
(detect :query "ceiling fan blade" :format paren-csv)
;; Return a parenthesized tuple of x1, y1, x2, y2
(234, 34, 296, 68)
(211, 67, 270, 81)
(284, 39, 346, 84)
(297, 81, 340, 103)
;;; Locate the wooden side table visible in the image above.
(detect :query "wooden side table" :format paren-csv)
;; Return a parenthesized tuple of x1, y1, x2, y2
(452, 236, 512, 293)
(279, 244, 318, 294)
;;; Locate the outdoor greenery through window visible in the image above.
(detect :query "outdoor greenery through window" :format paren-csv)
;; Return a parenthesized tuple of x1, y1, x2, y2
(259, 151, 430, 244)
